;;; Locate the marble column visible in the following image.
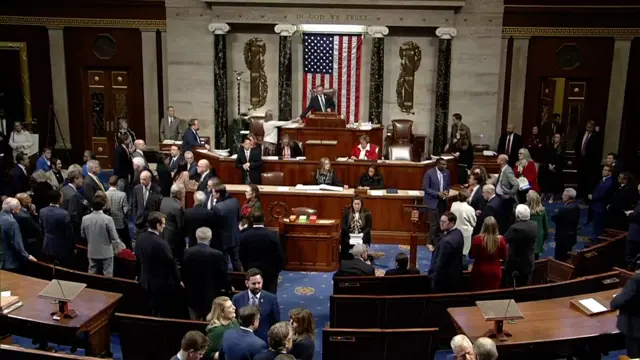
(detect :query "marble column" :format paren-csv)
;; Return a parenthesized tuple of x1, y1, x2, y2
(433, 27, 457, 155)
(209, 23, 230, 149)
(161, 30, 169, 120)
(603, 37, 633, 155)
(141, 29, 160, 149)
(275, 24, 296, 121)
(495, 36, 509, 136)
(507, 36, 530, 133)
(47, 27, 71, 149)
(367, 26, 389, 125)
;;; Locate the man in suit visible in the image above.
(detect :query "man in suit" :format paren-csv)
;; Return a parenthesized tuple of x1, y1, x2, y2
(231, 268, 280, 343)
(114, 134, 133, 189)
(444, 113, 472, 153)
(297, 85, 336, 120)
(160, 184, 186, 263)
(182, 119, 210, 153)
(160, 105, 183, 141)
(106, 175, 131, 249)
(428, 211, 464, 293)
(134, 211, 184, 318)
(384, 252, 420, 276)
(495, 154, 519, 234)
(551, 188, 581, 262)
(606, 152, 621, 177)
(81, 195, 119, 276)
(473, 185, 502, 236)
(218, 304, 268, 360)
(334, 243, 375, 277)
(239, 210, 284, 293)
(607, 172, 637, 231)
(497, 124, 523, 168)
(236, 137, 263, 185)
(170, 331, 210, 360)
(184, 151, 199, 180)
(14, 193, 42, 258)
(60, 169, 88, 241)
(131, 170, 162, 243)
(184, 191, 216, 247)
(211, 184, 243, 271)
(611, 271, 640, 358)
(83, 160, 106, 207)
(275, 134, 303, 159)
(195, 159, 217, 192)
(40, 190, 74, 267)
(131, 157, 149, 188)
(422, 158, 450, 249)
(1, 197, 37, 270)
(35, 148, 52, 172)
(468, 173, 485, 214)
(589, 164, 615, 243)
(132, 139, 147, 166)
(626, 186, 640, 269)
(168, 145, 184, 173)
(182, 227, 230, 320)
(82, 150, 96, 177)
(504, 204, 538, 287)
(574, 120, 604, 199)
(10, 152, 30, 196)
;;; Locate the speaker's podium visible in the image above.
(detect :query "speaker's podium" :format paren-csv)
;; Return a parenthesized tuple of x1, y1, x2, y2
(279, 217, 340, 272)
(307, 112, 344, 128)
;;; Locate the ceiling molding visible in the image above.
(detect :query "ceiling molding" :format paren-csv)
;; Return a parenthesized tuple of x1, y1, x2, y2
(503, 27, 640, 37)
(0, 15, 166, 30)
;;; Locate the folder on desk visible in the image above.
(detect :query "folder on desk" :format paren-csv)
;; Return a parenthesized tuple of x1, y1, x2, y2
(38, 279, 86, 303)
(1, 295, 22, 314)
(570, 297, 612, 316)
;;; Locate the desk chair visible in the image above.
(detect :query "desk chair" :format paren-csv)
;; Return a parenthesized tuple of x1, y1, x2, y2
(261, 171, 284, 186)
(388, 144, 413, 161)
(249, 116, 265, 143)
(391, 119, 414, 144)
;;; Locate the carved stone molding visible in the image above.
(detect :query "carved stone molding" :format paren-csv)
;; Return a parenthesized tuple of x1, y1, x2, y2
(367, 26, 389, 38)
(243, 38, 268, 110)
(435, 27, 457, 39)
(503, 27, 640, 38)
(208, 22, 230, 34)
(0, 15, 166, 30)
(274, 24, 297, 36)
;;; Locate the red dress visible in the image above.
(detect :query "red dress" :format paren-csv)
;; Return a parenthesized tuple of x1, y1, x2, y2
(469, 235, 508, 291)
(514, 161, 540, 193)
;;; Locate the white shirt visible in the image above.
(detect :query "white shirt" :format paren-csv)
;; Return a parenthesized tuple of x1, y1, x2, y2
(581, 132, 591, 153)
(358, 144, 370, 160)
(318, 95, 326, 111)
(9, 130, 33, 156)
(248, 290, 261, 305)
(253, 224, 265, 228)
(437, 169, 444, 192)
(148, 229, 160, 236)
(244, 150, 250, 162)
(262, 120, 293, 144)
(168, 116, 174, 126)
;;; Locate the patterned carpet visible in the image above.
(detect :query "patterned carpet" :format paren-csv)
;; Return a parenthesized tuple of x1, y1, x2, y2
(12, 188, 627, 359)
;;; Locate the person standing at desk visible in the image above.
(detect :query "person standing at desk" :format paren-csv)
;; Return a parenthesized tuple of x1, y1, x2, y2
(236, 137, 263, 185)
(340, 196, 372, 259)
(350, 134, 379, 161)
(182, 119, 210, 153)
(296, 85, 336, 120)
(314, 157, 346, 188)
(423, 158, 450, 249)
(261, 110, 299, 156)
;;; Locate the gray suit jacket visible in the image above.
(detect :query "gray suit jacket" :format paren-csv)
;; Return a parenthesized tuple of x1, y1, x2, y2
(160, 116, 183, 141)
(496, 165, 519, 197)
(81, 210, 119, 259)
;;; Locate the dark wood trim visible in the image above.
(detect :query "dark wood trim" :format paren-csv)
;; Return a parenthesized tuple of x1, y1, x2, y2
(155, 30, 164, 122)
(501, 37, 514, 134)
(0, 0, 166, 21)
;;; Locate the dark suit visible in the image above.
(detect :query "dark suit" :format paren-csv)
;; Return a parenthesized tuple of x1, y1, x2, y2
(155, 163, 173, 197)
(218, 328, 267, 360)
(590, 176, 615, 242)
(14, 208, 42, 258)
(607, 184, 637, 231)
(182, 128, 203, 153)
(469, 185, 485, 212)
(184, 205, 216, 247)
(428, 228, 464, 293)
(59, 184, 87, 242)
(212, 194, 243, 271)
(275, 142, 303, 158)
(231, 290, 280, 342)
(334, 258, 375, 277)
(131, 184, 162, 231)
(10, 165, 30, 195)
(168, 155, 184, 173)
(551, 200, 581, 262)
(236, 147, 263, 185)
(239, 226, 284, 293)
(114, 145, 133, 183)
(40, 205, 74, 267)
(181, 243, 230, 320)
(611, 272, 640, 358)
(626, 202, 640, 269)
(497, 132, 523, 167)
(196, 170, 217, 192)
(300, 94, 336, 118)
(83, 174, 105, 206)
(187, 163, 198, 181)
(422, 167, 451, 245)
(159, 197, 186, 263)
(473, 195, 501, 236)
(134, 229, 182, 318)
(574, 130, 603, 198)
(384, 267, 421, 276)
(504, 219, 538, 287)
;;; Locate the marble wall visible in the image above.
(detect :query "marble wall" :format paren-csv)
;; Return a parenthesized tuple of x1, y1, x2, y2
(382, 36, 438, 137)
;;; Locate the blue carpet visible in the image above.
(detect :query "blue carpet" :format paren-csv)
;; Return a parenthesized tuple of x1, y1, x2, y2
(12, 189, 623, 359)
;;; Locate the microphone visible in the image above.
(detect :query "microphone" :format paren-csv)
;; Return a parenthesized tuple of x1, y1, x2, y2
(502, 271, 519, 319)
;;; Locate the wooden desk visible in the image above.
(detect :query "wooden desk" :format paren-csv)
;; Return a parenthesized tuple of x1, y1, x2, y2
(0, 271, 121, 357)
(304, 140, 338, 161)
(473, 153, 501, 174)
(194, 150, 459, 190)
(280, 126, 384, 160)
(159, 136, 211, 152)
(448, 289, 624, 358)
(279, 219, 340, 271)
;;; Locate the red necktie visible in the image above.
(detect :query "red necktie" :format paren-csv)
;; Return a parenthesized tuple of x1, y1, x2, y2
(506, 135, 512, 155)
(581, 133, 590, 156)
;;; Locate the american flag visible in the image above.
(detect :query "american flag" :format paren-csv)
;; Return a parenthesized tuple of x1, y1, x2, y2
(302, 33, 363, 123)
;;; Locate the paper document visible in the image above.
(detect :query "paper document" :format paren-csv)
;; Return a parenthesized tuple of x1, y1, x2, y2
(294, 184, 343, 192)
(277, 187, 290, 191)
(483, 150, 497, 156)
(408, 190, 421, 196)
(296, 156, 306, 160)
(0, 291, 11, 297)
(262, 156, 279, 160)
(240, 130, 250, 134)
(370, 190, 384, 196)
(162, 140, 175, 144)
(349, 233, 364, 245)
(336, 157, 349, 161)
(579, 298, 608, 313)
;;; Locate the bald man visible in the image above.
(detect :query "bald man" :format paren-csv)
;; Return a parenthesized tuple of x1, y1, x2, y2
(132, 139, 148, 166)
(131, 170, 163, 240)
(495, 154, 519, 234)
(196, 159, 217, 192)
(497, 124, 523, 167)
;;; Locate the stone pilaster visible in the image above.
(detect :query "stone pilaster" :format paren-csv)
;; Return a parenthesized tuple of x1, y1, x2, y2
(209, 23, 230, 149)
(367, 26, 389, 125)
(275, 24, 296, 121)
(47, 27, 72, 149)
(507, 36, 530, 133)
(141, 29, 160, 149)
(433, 27, 457, 155)
(603, 37, 633, 155)
(161, 30, 169, 121)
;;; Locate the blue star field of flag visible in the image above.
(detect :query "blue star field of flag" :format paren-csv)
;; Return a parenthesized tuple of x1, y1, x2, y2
(303, 34, 334, 75)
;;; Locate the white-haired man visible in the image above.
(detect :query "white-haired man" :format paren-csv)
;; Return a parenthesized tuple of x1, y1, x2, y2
(551, 188, 580, 262)
(184, 151, 198, 180)
(450, 334, 475, 360)
(474, 337, 498, 360)
(160, 184, 186, 262)
(132, 156, 148, 186)
(334, 243, 374, 276)
(0, 197, 37, 270)
(504, 204, 537, 287)
(131, 170, 162, 242)
(184, 191, 216, 247)
(196, 159, 216, 192)
(83, 159, 106, 206)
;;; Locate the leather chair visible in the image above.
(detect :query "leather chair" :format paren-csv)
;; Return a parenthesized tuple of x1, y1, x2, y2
(391, 119, 414, 144)
(261, 171, 284, 186)
(323, 88, 337, 99)
(388, 144, 413, 161)
(249, 116, 265, 143)
(291, 207, 318, 216)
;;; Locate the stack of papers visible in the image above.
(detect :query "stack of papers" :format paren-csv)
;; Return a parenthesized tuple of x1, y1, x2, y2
(336, 157, 349, 161)
(349, 233, 364, 245)
(483, 150, 498, 156)
(1, 294, 22, 315)
(369, 190, 385, 196)
(578, 298, 608, 313)
(262, 156, 279, 160)
(295, 184, 344, 192)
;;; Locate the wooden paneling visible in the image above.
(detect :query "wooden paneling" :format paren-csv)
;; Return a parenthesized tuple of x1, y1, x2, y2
(504, 5, 640, 28)
(0, 0, 166, 20)
(620, 38, 640, 172)
(65, 27, 144, 163)
(280, 127, 384, 160)
(522, 37, 614, 141)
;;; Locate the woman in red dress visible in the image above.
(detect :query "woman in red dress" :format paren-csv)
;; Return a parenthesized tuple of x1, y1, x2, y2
(469, 216, 508, 291)
(514, 147, 540, 204)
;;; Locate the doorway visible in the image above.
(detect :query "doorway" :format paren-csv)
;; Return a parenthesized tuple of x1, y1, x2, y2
(84, 69, 130, 169)
(537, 77, 587, 147)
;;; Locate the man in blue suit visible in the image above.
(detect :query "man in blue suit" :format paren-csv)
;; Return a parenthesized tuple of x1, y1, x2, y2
(422, 158, 450, 249)
(1, 197, 37, 270)
(182, 119, 210, 153)
(589, 164, 614, 243)
(611, 271, 640, 358)
(40, 190, 74, 268)
(218, 304, 267, 360)
(35, 148, 52, 172)
(231, 268, 280, 342)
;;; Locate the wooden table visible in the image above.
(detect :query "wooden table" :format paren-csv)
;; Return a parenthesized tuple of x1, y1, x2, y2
(448, 289, 624, 358)
(0, 271, 122, 357)
(279, 219, 340, 272)
(194, 150, 459, 190)
(280, 125, 384, 161)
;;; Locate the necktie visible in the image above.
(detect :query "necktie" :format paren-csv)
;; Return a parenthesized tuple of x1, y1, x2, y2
(170, 158, 175, 167)
(251, 296, 258, 306)
(438, 171, 443, 192)
(143, 187, 149, 206)
(95, 176, 105, 192)
(168, 117, 172, 126)
(319, 95, 325, 111)
(581, 133, 590, 156)
(506, 135, 512, 155)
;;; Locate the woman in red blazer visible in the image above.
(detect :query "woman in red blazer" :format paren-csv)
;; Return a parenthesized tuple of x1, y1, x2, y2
(350, 135, 379, 161)
(514, 148, 540, 193)
(469, 216, 507, 291)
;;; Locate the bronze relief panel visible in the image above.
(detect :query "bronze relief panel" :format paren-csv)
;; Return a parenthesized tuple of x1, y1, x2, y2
(243, 37, 268, 110)
(396, 41, 422, 115)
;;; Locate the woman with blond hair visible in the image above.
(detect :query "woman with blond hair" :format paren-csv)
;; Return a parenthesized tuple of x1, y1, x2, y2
(515, 148, 540, 203)
(205, 296, 238, 359)
(288, 308, 315, 360)
(313, 157, 346, 188)
(526, 190, 549, 260)
(469, 216, 507, 291)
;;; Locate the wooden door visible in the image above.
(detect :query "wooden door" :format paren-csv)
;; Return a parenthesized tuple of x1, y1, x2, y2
(84, 69, 130, 169)
(538, 78, 556, 143)
(562, 80, 587, 148)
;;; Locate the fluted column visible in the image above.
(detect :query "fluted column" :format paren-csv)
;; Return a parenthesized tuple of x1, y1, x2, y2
(603, 37, 633, 155)
(47, 27, 72, 149)
(507, 36, 530, 133)
(433, 27, 457, 155)
(367, 26, 389, 125)
(209, 23, 230, 149)
(275, 24, 296, 121)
